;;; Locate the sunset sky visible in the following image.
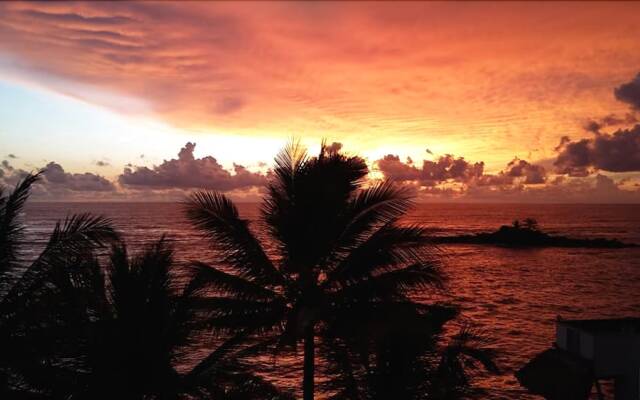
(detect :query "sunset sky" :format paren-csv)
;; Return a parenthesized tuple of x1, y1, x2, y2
(1, 1, 640, 202)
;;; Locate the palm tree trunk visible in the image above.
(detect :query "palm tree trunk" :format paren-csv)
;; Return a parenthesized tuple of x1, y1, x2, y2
(303, 324, 315, 400)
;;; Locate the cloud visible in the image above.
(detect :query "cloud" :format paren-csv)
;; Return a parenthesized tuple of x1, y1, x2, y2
(7, 154, 17, 159)
(474, 158, 547, 186)
(423, 155, 485, 184)
(0, 159, 115, 199)
(554, 124, 640, 176)
(375, 154, 640, 203)
(376, 153, 484, 186)
(118, 142, 268, 191)
(95, 160, 110, 167)
(0, 144, 272, 200)
(615, 73, 640, 110)
(376, 154, 422, 181)
(41, 162, 115, 192)
(375, 150, 550, 198)
(583, 113, 638, 134)
(20, 9, 134, 27)
(504, 158, 546, 184)
(464, 173, 640, 203)
(2, 160, 15, 172)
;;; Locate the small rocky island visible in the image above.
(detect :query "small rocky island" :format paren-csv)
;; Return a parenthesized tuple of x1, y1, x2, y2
(433, 218, 636, 248)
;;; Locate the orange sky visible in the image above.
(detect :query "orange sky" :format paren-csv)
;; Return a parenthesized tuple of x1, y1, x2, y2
(1, 1, 640, 202)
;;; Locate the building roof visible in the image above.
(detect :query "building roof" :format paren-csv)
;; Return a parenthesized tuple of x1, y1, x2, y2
(516, 348, 594, 400)
(558, 317, 640, 334)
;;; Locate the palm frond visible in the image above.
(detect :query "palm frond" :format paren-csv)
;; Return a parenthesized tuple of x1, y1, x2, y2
(273, 138, 308, 187)
(1, 214, 117, 321)
(190, 297, 287, 335)
(440, 324, 500, 375)
(184, 191, 284, 288)
(333, 261, 444, 304)
(0, 172, 41, 280)
(44, 213, 119, 257)
(263, 141, 369, 271)
(185, 261, 281, 301)
(325, 223, 440, 288)
(341, 180, 414, 242)
(187, 329, 284, 383)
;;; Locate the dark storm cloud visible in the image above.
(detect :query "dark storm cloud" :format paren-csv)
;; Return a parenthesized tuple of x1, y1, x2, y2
(376, 153, 484, 186)
(0, 161, 28, 187)
(376, 154, 423, 182)
(377, 152, 548, 189)
(42, 162, 115, 191)
(554, 125, 640, 176)
(118, 142, 268, 191)
(614, 73, 640, 110)
(0, 160, 115, 197)
(504, 158, 547, 184)
(422, 155, 485, 184)
(475, 158, 547, 186)
(583, 113, 638, 134)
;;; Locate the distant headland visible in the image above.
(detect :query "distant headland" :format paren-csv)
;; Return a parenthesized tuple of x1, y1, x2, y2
(432, 218, 636, 248)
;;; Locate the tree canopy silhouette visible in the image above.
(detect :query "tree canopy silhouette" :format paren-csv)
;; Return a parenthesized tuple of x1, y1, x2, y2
(0, 172, 118, 398)
(0, 173, 291, 400)
(39, 237, 293, 400)
(183, 141, 489, 399)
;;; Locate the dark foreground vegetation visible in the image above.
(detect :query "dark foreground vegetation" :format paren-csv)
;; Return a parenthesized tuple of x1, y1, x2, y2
(433, 218, 634, 248)
(0, 142, 498, 399)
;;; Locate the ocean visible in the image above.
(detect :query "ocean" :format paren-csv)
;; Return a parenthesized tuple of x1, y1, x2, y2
(22, 202, 640, 399)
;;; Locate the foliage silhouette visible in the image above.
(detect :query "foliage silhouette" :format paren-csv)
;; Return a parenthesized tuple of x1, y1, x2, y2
(0, 172, 119, 398)
(0, 173, 292, 400)
(184, 141, 496, 399)
(48, 237, 294, 400)
(322, 312, 499, 400)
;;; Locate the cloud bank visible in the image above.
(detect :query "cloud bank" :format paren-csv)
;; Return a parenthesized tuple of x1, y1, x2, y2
(118, 142, 267, 191)
(376, 153, 546, 188)
(615, 73, 640, 110)
(0, 159, 115, 199)
(0, 139, 638, 202)
(554, 125, 640, 176)
(376, 154, 484, 186)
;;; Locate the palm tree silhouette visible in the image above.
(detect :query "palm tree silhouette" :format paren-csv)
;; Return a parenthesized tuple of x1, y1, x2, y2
(48, 237, 293, 400)
(319, 300, 498, 399)
(0, 172, 118, 398)
(184, 141, 444, 400)
(0, 173, 290, 399)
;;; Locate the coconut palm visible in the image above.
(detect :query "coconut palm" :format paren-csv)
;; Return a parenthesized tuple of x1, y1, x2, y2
(0, 172, 118, 398)
(316, 299, 498, 399)
(61, 238, 191, 399)
(432, 325, 500, 399)
(0, 173, 292, 399)
(47, 237, 293, 400)
(184, 142, 445, 400)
